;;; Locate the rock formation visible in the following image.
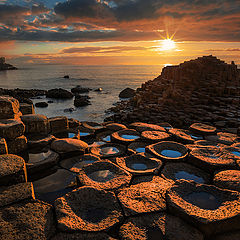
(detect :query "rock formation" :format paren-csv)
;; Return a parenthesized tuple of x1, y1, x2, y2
(0, 57, 17, 71)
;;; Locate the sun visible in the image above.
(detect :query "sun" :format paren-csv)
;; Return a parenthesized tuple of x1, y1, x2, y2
(161, 39, 176, 51)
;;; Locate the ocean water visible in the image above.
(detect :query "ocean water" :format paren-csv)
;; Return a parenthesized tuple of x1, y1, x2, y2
(0, 64, 162, 122)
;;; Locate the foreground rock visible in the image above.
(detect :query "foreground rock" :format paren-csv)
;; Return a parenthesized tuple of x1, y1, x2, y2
(55, 186, 123, 231)
(119, 88, 135, 98)
(0, 96, 21, 119)
(0, 200, 56, 240)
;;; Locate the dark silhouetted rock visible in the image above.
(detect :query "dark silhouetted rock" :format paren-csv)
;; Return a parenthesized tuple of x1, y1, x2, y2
(74, 95, 91, 107)
(35, 102, 48, 108)
(71, 85, 90, 94)
(46, 88, 73, 99)
(119, 88, 135, 98)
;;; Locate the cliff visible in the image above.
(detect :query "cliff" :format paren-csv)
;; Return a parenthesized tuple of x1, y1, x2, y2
(0, 57, 17, 71)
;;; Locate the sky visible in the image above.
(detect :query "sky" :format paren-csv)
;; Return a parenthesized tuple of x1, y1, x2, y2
(0, 0, 240, 65)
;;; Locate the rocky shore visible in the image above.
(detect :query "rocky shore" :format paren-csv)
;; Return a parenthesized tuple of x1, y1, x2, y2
(0, 57, 17, 71)
(0, 55, 240, 239)
(107, 56, 240, 135)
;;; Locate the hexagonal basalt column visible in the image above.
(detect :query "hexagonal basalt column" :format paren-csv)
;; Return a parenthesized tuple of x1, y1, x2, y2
(0, 96, 21, 119)
(129, 122, 166, 133)
(128, 141, 149, 154)
(205, 132, 238, 146)
(146, 141, 188, 162)
(0, 138, 8, 154)
(82, 121, 105, 132)
(111, 129, 141, 145)
(21, 114, 50, 136)
(0, 154, 27, 186)
(119, 212, 204, 240)
(190, 123, 217, 136)
(52, 232, 117, 240)
(54, 186, 123, 232)
(0, 200, 56, 240)
(77, 161, 131, 191)
(141, 130, 171, 143)
(116, 154, 162, 176)
(166, 180, 240, 236)
(189, 147, 237, 172)
(0, 119, 25, 140)
(213, 170, 240, 192)
(161, 162, 210, 184)
(49, 116, 69, 134)
(105, 123, 127, 131)
(27, 134, 55, 149)
(90, 143, 126, 159)
(117, 177, 171, 216)
(7, 135, 27, 154)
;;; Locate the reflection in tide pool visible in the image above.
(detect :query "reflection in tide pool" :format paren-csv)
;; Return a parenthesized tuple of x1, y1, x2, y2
(72, 160, 95, 170)
(232, 151, 240, 157)
(161, 149, 182, 158)
(175, 171, 205, 183)
(68, 132, 76, 138)
(135, 147, 146, 153)
(185, 192, 221, 210)
(121, 134, 140, 140)
(102, 135, 111, 142)
(100, 147, 119, 155)
(29, 150, 52, 163)
(80, 132, 90, 137)
(88, 170, 115, 182)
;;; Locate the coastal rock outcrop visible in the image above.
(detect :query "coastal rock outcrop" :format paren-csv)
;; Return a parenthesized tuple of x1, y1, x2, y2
(0, 57, 17, 71)
(46, 88, 73, 99)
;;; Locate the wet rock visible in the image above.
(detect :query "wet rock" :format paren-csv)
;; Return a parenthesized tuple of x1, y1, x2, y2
(26, 148, 59, 176)
(105, 123, 127, 131)
(96, 130, 114, 143)
(35, 102, 48, 108)
(130, 122, 166, 133)
(0, 154, 27, 186)
(0, 182, 35, 208)
(71, 85, 90, 94)
(27, 134, 55, 149)
(205, 132, 238, 145)
(0, 96, 21, 119)
(146, 141, 188, 162)
(51, 138, 88, 155)
(161, 162, 210, 184)
(78, 126, 94, 140)
(74, 95, 91, 107)
(111, 129, 140, 144)
(49, 116, 69, 134)
(119, 88, 135, 98)
(21, 114, 50, 136)
(0, 200, 56, 240)
(116, 154, 162, 176)
(54, 186, 123, 231)
(190, 123, 216, 135)
(46, 88, 73, 99)
(77, 160, 131, 191)
(166, 180, 240, 236)
(19, 103, 35, 115)
(60, 154, 101, 173)
(0, 138, 7, 154)
(64, 107, 75, 113)
(90, 143, 126, 159)
(7, 135, 27, 154)
(33, 168, 77, 204)
(141, 130, 171, 142)
(213, 170, 240, 192)
(118, 177, 171, 216)
(119, 212, 203, 240)
(189, 147, 237, 172)
(82, 121, 104, 132)
(94, 87, 103, 92)
(0, 119, 25, 140)
(52, 232, 116, 240)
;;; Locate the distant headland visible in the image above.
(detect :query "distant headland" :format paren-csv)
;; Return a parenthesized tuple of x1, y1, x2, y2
(0, 57, 17, 71)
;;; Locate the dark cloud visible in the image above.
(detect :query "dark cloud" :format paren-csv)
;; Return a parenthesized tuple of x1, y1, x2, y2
(31, 3, 49, 15)
(0, 4, 29, 19)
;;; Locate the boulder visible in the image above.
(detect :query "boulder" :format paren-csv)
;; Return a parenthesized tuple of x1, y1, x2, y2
(166, 180, 240, 236)
(119, 88, 135, 98)
(51, 138, 88, 154)
(46, 88, 73, 99)
(54, 186, 123, 232)
(0, 154, 27, 186)
(77, 160, 131, 191)
(0, 200, 56, 240)
(0, 96, 20, 119)
(118, 177, 171, 216)
(119, 212, 203, 240)
(49, 116, 69, 134)
(35, 102, 48, 108)
(74, 95, 91, 107)
(19, 103, 35, 115)
(0, 119, 25, 140)
(21, 114, 49, 135)
(0, 182, 35, 208)
(7, 135, 27, 154)
(71, 85, 90, 94)
(27, 135, 55, 149)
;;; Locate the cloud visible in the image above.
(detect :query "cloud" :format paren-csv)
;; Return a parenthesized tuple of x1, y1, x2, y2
(206, 48, 240, 52)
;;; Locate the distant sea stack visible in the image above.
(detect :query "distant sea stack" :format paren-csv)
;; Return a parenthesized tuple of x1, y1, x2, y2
(107, 56, 240, 133)
(0, 57, 17, 71)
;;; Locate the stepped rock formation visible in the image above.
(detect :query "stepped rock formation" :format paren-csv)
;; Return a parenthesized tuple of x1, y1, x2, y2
(107, 56, 240, 133)
(0, 57, 17, 71)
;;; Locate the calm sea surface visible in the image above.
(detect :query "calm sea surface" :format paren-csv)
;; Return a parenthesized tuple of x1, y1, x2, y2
(0, 64, 163, 122)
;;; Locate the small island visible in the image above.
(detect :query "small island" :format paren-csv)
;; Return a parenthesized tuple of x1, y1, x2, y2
(0, 57, 17, 71)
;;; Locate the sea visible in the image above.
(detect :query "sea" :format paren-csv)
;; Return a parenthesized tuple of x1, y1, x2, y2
(0, 64, 163, 122)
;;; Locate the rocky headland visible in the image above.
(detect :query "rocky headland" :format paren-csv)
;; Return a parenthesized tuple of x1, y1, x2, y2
(0, 56, 239, 239)
(107, 55, 240, 134)
(0, 57, 17, 71)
